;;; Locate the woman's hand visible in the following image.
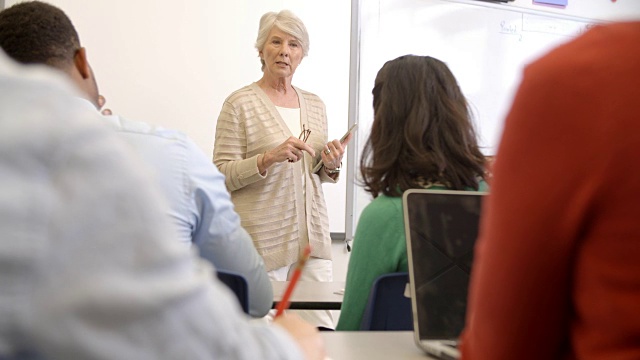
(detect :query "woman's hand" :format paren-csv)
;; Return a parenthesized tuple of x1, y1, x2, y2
(320, 132, 353, 173)
(260, 137, 317, 173)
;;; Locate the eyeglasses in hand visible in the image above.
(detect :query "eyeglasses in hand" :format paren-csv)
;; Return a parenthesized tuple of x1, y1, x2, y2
(299, 124, 311, 143)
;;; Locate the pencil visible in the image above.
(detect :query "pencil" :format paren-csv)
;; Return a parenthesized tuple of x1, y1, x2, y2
(274, 244, 312, 318)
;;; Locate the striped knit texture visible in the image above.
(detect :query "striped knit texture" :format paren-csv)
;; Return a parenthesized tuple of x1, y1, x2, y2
(213, 83, 333, 271)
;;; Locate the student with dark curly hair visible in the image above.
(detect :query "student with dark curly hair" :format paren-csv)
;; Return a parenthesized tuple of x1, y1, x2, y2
(337, 55, 488, 330)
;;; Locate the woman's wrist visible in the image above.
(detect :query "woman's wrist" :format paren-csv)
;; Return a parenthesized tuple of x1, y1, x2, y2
(259, 151, 269, 173)
(324, 162, 341, 175)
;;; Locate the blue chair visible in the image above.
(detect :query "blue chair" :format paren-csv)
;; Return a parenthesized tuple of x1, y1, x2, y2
(216, 269, 249, 314)
(359, 272, 413, 331)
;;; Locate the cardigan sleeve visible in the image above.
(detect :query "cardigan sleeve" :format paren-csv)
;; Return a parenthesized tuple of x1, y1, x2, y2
(213, 100, 266, 191)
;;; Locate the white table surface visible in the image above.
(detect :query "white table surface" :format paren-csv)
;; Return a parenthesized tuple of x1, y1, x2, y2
(322, 331, 433, 359)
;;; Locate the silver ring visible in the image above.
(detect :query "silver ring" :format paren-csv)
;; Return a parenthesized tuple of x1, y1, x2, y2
(324, 149, 331, 155)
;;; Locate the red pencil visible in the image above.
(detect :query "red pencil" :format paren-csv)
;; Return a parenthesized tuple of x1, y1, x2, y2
(274, 245, 312, 318)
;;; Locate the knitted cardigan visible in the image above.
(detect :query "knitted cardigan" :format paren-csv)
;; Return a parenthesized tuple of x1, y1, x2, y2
(213, 83, 336, 271)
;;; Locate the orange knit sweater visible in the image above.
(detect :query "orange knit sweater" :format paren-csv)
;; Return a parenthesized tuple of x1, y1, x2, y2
(461, 22, 640, 360)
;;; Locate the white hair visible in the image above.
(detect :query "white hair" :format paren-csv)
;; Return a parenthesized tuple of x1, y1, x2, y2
(254, 10, 310, 71)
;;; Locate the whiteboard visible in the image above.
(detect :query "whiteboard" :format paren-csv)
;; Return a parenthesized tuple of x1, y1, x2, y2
(347, 0, 599, 238)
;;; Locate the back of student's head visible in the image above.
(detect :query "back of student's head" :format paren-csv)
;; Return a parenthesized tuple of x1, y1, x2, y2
(360, 55, 485, 197)
(0, 1, 79, 70)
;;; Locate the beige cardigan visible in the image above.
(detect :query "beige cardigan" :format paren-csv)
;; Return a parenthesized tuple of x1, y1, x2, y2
(213, 83, 337, 271)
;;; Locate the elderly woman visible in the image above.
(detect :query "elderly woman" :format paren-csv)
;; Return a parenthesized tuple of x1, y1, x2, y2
(336, 55, 488, 330)
(213, 10, 350, 329)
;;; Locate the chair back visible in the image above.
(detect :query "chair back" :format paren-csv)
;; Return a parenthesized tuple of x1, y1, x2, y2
(359, 272, 413, 331)
(216, 269, 249, 314)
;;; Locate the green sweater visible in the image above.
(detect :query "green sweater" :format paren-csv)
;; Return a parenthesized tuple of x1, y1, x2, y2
(336, 183, 488, 331)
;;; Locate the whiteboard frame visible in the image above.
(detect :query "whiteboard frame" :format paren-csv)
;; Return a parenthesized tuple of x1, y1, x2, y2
(344, 0, 362, 242)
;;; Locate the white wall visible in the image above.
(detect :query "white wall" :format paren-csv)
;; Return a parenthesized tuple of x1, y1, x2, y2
(4, 0, 353, 235)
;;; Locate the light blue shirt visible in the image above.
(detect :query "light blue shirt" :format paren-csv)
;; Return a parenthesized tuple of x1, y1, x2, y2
(73, 98, 272, 317)
(0, 52, 301, 359)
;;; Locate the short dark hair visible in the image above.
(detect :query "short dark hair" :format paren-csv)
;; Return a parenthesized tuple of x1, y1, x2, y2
(360, 55, 486, 198)
(0, 1, 80, 69)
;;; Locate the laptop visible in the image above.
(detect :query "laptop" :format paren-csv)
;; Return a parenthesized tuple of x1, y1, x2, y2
(402, 189, 487, 360)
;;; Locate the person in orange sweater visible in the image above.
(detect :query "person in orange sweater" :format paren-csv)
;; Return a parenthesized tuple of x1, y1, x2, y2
(460, 21, 640, 359)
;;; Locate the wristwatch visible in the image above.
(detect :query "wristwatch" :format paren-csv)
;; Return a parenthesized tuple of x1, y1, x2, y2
(325, 162, 342, 174)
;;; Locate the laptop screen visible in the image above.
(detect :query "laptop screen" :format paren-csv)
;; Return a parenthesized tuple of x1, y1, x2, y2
(403, 189, 486, 341)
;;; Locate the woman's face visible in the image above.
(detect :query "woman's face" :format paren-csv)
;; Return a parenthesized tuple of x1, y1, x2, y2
(259, 26, 303, 80)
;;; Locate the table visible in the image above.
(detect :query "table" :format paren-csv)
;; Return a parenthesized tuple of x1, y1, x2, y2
(322, 331, 433, 359)
(271, 280, 345, 310)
